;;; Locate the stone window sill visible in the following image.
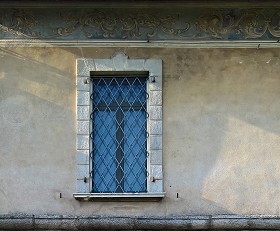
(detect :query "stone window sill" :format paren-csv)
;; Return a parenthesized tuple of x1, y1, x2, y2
(73, 193, 165, 202)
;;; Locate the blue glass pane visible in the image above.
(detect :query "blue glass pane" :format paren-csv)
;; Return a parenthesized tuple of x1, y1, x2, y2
(93, 111, 117, 192)
(124, 110, 147, 192)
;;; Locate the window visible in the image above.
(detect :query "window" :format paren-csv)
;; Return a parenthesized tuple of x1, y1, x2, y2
(74, 53, 164, 201)
(91, 72, 149, 193)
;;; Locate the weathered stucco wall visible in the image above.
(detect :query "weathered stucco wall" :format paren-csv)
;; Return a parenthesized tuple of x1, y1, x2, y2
(0, 47, 280, 216)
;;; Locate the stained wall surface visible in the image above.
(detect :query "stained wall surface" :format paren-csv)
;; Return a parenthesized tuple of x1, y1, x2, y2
(0, 47, 280, 216)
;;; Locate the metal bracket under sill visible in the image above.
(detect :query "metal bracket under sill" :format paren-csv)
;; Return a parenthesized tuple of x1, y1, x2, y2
(73, 193, 165, 202)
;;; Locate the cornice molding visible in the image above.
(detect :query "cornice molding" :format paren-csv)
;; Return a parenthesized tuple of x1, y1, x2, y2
(1, 40, 280, 48)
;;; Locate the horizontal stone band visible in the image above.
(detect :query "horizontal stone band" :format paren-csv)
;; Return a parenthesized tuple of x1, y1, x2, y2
(1, 214, 280, 230)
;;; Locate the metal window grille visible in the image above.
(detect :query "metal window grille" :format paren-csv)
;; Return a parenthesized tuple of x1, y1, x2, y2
(90, 72, 149, 193)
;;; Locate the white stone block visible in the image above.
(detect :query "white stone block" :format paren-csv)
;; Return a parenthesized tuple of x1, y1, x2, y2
(77, 106, 90, 120)
(77, 59, 95, 76)
(77, 121, 89, 135)
(112, 52, 129, 70)
(77, 77, 90, 91)
(77, 135, 89, 150)
(144, 59, 162, 77)
(150, 91, 162, 106)
(76, 179, 89, 193)
(150, 150, 162, 165)
(150, 165, 163, 179)
(149, 106, 162, 120)
(77, 150, 89, 165)
(126, 60, 145, 70)
(150, 120, 162, 135)
(94, 59, 114, 71)
(77, 164, 89, 179)
(149, 75, 162, 91)
(150, 179, 163, 193)
(150, 135, 162, 150)
(77, 91, 90, 106)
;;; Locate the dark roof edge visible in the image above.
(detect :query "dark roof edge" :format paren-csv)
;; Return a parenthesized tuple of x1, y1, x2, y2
(0, 0, 280, 8)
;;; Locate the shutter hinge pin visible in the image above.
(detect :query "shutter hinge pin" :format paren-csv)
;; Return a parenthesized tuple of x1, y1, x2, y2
(83, 78, 90, 84)
(149, 75, 156, 83)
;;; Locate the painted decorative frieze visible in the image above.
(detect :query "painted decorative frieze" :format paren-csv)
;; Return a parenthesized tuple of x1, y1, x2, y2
(1, 8, 280, 41)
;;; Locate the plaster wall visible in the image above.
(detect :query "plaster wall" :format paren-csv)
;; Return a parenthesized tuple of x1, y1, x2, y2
(0, 47, 280, 216)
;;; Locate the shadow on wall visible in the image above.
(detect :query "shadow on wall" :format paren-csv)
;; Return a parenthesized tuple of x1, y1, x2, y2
(161, 48, 280, 215)
(0, 47, 77, 214)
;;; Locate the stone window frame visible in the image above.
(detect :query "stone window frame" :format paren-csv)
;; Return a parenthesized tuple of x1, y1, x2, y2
(73, 52, 165, 201)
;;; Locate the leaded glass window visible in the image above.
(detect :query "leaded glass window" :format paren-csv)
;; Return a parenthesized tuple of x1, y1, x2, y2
(90, 72, 149, 193)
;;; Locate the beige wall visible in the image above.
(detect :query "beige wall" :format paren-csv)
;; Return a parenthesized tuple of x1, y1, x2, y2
(0, 47, 280, 216)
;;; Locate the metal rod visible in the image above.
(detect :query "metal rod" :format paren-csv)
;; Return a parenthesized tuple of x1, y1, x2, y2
(91, 71, 149, 79)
